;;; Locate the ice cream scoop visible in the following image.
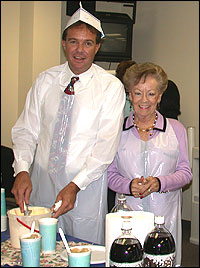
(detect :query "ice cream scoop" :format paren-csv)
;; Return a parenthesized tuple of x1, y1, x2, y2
(24, 201, 32, 216)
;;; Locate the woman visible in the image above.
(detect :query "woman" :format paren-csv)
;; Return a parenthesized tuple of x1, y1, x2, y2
(115, 59, 136, 83)
(108, 62, 192, 266)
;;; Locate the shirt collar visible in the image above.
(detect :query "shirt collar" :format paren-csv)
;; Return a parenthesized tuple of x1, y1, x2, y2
(77, 65, 94, 89)
(123, 111, 167, 132)
(60, 62, 94, 90)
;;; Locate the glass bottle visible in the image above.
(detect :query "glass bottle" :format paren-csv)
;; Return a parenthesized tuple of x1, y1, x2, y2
(143, 216, 176, 267)
(109, 216, 143, 267)
(111, 193, 132, 213)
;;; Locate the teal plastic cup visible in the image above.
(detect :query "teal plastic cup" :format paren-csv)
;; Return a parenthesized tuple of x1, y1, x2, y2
(39, 217, 58, 254)
(1, 188, 6, 216)
(68, 246, 92, 267)
(1, 188, 7, 232)
(20, 233, 41, 267)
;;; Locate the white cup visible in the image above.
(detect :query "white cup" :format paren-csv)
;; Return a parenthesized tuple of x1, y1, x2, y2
(1, 215, 7, 232)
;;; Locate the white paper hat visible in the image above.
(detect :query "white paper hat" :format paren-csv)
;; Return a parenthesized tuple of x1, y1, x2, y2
(64, 1, 104, 38)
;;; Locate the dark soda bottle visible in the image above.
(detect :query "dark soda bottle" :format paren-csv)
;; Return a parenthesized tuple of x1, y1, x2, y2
(109, 216, 143, 267)
(143, 216, 176, 267)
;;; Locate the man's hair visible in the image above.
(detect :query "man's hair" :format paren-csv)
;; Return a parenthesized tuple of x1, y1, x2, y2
(62, 21, 102, 44)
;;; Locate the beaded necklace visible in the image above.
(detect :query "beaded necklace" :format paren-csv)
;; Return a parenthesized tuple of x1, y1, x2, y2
(133, 112, 158, 132)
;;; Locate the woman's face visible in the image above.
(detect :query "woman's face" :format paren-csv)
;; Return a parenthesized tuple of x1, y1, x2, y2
(129, 75, 162, 118)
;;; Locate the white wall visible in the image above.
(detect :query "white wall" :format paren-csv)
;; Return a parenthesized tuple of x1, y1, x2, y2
(133, 1, 199, 147)
(1, 1, 61, 147)
(1, 1, 20, 148)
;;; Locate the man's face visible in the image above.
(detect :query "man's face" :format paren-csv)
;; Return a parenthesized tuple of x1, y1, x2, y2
(62, 24, 100, 75)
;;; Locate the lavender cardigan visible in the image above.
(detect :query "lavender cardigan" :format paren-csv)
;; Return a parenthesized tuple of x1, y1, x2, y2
(108, 111, 192, 194)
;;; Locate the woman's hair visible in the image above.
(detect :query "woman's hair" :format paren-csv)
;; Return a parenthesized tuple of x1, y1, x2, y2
(123, 62, 168, 94)
(159, 79, 181, 119)
(116, 60, 136, 83)
(62, 21, 102, 44)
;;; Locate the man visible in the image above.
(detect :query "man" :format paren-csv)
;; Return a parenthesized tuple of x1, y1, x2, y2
(11, 4, 125, 244)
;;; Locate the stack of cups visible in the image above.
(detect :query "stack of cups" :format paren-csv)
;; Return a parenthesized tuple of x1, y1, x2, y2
(1, 188, 7, 232)
(39, 218, 58, 254)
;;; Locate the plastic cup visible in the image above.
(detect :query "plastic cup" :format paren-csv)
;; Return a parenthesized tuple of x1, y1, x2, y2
(1, 215, 7, 232)
(68, 245, 92, 267)
(20, 232, 41, 267)
(1, 188, 6, 216)
(1, 188, 7, 232)
(38, 217, 58, 254)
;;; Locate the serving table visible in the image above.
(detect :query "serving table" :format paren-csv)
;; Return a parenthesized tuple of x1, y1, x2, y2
(1, 224, 105, 267)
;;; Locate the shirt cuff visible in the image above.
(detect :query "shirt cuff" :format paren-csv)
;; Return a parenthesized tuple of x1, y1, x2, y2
(13, 160, 29, 177)
(155, 177, 161, 192)
(129, 179, 133, 195)
(72, 168, 89, 190)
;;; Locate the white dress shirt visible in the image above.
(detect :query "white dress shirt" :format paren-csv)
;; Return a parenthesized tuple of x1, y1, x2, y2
(12, 62, 126, 244)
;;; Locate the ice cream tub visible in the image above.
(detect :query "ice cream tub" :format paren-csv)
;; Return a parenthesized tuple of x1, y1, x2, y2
(7, 206, 51, 248)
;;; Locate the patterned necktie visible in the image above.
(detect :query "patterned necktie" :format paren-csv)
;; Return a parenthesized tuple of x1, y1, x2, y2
(48, 76, 79, 186)
(64, 76, 79, 95)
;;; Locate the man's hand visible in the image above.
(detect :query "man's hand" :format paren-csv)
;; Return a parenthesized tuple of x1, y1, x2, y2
(51, 182, 80, 218)
(11, 171, 32, 212)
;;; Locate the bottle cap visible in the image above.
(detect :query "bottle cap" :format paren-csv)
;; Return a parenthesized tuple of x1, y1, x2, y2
(155, 216, 164, 224)
(118, 193, 126, 201)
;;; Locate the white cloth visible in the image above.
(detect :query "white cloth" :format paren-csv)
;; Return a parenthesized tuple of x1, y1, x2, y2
(11, 62, 126, 244)
(114, 119, 182, 265)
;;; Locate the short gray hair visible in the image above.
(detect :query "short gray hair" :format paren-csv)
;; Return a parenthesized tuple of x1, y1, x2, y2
(123, 62, 168, 94)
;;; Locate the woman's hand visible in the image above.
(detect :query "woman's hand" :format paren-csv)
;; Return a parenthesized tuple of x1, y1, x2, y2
(130, 176, 160, 198)
(139, 176, 160, 198)
(130, 177, 145, 198)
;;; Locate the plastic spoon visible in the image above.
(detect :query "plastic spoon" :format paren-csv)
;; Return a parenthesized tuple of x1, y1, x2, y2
(59, 227, 71, 253)
(51, 200, 62, 216)
(54, 200, 62, 212)
(30, 221, 35, 235)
